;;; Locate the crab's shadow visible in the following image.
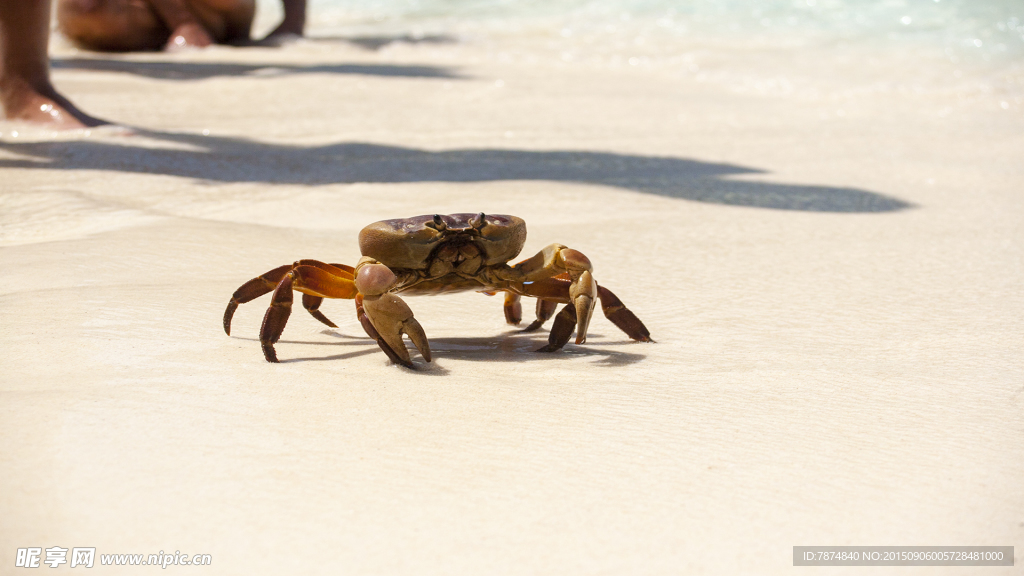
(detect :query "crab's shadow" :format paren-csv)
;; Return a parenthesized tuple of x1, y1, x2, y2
(238, 328, 646, 371)
(426, 332, 647, 368)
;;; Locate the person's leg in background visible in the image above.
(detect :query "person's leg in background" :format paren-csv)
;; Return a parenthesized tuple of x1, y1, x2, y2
(0, 0, 105, 127)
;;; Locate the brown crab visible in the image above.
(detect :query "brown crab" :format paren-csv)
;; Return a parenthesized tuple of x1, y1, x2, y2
(223, 213, 652, 367)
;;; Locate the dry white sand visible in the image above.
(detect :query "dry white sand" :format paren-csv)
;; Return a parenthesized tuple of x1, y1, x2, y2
(1, 28, 1022, 575)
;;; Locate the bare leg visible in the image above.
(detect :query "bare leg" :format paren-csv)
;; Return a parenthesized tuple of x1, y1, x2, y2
(58, 0, 168, 51)
(57, 0, 255, 52)
(0, 0, 105, 127)
(260, 0, 305, 44)
(152, 0, 256, 49)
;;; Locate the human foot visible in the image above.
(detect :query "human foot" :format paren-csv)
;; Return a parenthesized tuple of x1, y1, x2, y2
(0, 78, 106, 128)
(0, 81, 106, 128)
(165, 22, 213, 50)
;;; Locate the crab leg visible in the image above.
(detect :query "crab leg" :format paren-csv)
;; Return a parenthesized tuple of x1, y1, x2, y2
(537, 304, 577, 353)
(595, 285, 653, 343)
(224, 263, 292, 335)
(498, 288, 557, 331)
(354, 260, 431, 368)
(224, 260, 354, 335)
(505, 244, 597, 344)
(259, 265, 358, 363)
(503, 292, 523, 325)
(512, 277, 653, 344)
(301, 294, 336, 328)
(514, 274, 568, 334)
(525, 299, 559, 332)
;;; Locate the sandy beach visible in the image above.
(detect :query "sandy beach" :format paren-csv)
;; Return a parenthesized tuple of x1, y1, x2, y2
(1, 4, 1023, 574)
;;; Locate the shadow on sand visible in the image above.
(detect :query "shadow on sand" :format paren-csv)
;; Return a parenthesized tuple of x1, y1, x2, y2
(307, 33, 458, 51)
(51, 57, 464, 80)
(239, 329, 646, 371)
(0, 129, 911, 212)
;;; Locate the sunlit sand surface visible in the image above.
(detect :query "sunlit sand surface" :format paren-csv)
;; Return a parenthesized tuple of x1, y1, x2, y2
(2, 4, 1022, 573)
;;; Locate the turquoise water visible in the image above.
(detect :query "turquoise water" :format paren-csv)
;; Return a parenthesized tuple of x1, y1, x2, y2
(301, 0, 1024, 63)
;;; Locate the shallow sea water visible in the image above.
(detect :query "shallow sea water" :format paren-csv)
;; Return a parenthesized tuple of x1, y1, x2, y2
(251, 0, 1024, 113)
(262, 0, 1024, 62)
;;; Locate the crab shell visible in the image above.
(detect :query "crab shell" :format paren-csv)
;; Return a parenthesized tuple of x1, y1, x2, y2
(358, 213, 528, 270)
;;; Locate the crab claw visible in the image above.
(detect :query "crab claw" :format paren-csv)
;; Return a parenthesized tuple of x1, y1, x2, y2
(355, 261, 430, 367)
(557, 249, 598, 345)
(570, 269, 598, 344)
(361, 293, 431, 367)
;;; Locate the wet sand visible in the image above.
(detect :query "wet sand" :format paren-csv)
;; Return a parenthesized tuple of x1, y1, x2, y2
(1, 30, 1022, 574)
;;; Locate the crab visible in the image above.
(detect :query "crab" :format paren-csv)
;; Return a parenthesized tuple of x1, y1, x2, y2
(223, 213, 652, 367)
